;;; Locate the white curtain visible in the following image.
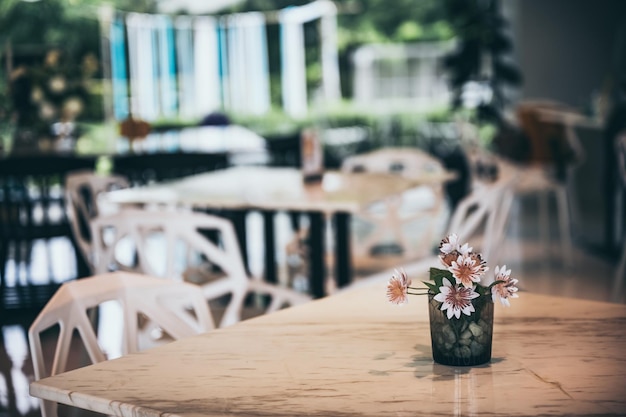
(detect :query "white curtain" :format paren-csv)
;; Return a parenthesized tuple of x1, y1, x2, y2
(110, 16, 129, 120)
(279, 9, 307, 118)
(194, 16, 221, 117)
(175, 16, 195, 119)
(222, 12, 270, 115)
(242, 12, 270, 115)
(155, 15, 178, 118)
(126, 13, 159, 120)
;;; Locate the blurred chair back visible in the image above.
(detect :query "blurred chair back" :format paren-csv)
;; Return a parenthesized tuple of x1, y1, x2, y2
(447, 151, 518, 266)
(28, 271, 213, 417)
(90, 208, 310, 328)
(516, 100, 585, 177)
(64, 170, 129, 273)
(340, 148, 450, 266)
(514, 101, 586, 265)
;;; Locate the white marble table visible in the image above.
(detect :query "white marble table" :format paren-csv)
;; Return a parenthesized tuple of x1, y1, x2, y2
(102, 166, 454, 298)
(30, 278, 626, 416)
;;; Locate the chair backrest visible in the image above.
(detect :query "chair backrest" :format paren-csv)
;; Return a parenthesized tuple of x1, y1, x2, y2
(341, 147, 445, 177)
(446, 153, 518, 265)
(28, 271, 214, 417)
(340, 148, 450, 261)
(516, 100, 585, 174)
(90, 208, 310, 328)
(64, 170, 129, 272)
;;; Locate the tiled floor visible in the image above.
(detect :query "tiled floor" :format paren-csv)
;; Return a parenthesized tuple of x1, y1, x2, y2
(0, 194, 624, 417)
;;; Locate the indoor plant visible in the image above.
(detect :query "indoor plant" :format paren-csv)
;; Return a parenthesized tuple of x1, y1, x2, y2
(386, 233, 519, 366)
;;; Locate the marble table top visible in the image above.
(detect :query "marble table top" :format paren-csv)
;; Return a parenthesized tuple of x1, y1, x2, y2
(102, 166, 455, 213)
(30, 277, 626, 416)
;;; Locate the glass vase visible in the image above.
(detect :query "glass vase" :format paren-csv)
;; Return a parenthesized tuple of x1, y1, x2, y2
(428, 292, 494, 366)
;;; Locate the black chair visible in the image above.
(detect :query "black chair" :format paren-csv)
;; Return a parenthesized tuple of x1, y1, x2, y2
(0, 154, 97, 318)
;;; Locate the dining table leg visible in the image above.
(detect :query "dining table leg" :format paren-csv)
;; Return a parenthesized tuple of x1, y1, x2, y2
(334, 211, 352, 289)
(261, 210, 277, 284)
(307, 211, 325, 299)
(228, 209, 250, 275)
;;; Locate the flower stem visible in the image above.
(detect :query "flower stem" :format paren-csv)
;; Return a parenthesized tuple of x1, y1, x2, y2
(406, 286, 430, 296)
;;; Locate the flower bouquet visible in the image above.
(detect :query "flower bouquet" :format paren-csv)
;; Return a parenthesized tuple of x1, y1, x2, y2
(387, 234, 519, 366)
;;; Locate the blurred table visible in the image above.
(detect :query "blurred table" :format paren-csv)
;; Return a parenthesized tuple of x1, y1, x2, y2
(102, 166, 454, 298)
(30, 280, 626, 416)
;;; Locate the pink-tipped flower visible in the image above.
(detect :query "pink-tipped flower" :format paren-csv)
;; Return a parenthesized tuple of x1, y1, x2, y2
(458, 242, 472, 256)
(433, 278, 480, 319)
(439, 233, 460, 255)
(448, 254, 488, 288)
(386, 269, 412, 305)
(439, 234, 473, 267)
(491, 265, 519, 306)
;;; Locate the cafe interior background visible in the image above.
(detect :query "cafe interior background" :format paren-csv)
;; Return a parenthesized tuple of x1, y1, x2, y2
(1, 0, 626, 415)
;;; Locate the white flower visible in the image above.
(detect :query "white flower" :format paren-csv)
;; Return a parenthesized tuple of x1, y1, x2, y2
(439, 234, 474, 266)
(491, 265, 519, 307)
(458, 242, 472, 256)
(439, 233, 459, 254)
(433, 278, 480, 319)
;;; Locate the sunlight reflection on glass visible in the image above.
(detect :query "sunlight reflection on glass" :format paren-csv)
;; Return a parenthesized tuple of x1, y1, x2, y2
(0, 373, 8, 408)
(1, 325, 39, 415)
(12, 368, 38, 415)
(97, 301, 124, 360)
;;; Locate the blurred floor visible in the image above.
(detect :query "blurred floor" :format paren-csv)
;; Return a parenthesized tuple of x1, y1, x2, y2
(502, 194, 624, 305)
(0, 192, 624, 417)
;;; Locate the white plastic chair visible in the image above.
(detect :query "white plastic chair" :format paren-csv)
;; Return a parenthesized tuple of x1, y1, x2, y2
(90, 208, 311, 328)
(28, 271, 214, 417)
(514, 101, 586, 265)
(65, 170, 129, 271)
(447, 150, 518, 267)
(341, 147, 451, 263)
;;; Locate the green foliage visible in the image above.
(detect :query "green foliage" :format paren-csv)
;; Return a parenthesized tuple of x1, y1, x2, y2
(0, 0, 158, 136)
(222, 0, 453, 100)
(442, 0, 522, 124)
(424, 267, 453, 294)
(335, 0, 453, 55)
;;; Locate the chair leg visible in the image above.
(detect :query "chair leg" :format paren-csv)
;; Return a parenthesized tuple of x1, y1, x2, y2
(555, 186, 573, 266)
(489, 189, 514, 267)
(612, 242, 626, 302)
(538, 191, 550, 252)
(614, 239, 626, 278)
